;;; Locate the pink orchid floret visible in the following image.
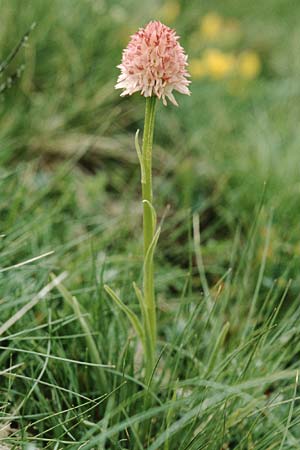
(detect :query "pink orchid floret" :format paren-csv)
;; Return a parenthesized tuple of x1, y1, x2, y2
(115, 21, 191, 106)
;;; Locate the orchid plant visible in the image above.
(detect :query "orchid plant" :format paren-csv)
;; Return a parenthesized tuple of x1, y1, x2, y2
(104, 21, 190, 383)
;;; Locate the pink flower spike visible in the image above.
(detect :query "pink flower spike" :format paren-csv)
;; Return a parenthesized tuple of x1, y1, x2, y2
(115, 21, 191, 106)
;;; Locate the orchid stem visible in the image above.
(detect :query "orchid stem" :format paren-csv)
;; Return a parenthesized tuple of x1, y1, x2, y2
(141, 96, 157, 382)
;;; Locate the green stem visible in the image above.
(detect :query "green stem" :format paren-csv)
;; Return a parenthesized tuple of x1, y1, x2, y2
(142, 96, 157, 381)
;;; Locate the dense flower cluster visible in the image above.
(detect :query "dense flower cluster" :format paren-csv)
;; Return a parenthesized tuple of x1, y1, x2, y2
(115, 21, 190, 106)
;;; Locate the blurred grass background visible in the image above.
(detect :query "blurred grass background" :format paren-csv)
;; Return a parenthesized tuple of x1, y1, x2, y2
(1, 0, 300, 448)
(1, 0, 300, 292)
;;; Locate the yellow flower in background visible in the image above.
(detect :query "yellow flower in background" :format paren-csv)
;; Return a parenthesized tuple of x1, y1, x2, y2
(160, 0, 180, 23)
(237, 51, 261, 80)
(204, 49, 236, 79)
(190, 50, 236, 80)
(190, 13, 261, 83)
(189, 59, 207, 79)
(199, 12, 241, 43)
(200, 12, 223, 40)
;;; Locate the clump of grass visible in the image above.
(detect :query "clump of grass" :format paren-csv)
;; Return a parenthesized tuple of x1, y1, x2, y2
(1, 160, 300, 449)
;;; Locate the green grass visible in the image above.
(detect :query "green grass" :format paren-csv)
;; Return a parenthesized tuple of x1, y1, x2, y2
(1, 0, 300, 448)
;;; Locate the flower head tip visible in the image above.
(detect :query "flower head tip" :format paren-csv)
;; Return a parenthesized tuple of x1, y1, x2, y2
(115, 20, 191, 106)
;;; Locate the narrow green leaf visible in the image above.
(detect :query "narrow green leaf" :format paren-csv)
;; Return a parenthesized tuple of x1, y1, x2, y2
(144, 226, 161, 275)
(104, 284, 145, 345)
(133, 282, 146, 325)
(205, 322, 230, 375)
(142, 199, 157, 231)
(135, 129, 146, 184)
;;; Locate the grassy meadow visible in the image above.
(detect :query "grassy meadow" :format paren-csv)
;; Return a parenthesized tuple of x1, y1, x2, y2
(1, 0, 300, 448)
